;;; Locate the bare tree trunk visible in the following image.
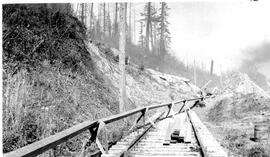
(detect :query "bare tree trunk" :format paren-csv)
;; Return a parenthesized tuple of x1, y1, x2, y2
(103, 3, 106, 37)
(107, 4, 111, 38)
(129, 3, 132, 43)
(125, 3, 128, 39)
(81, 3, 85, 24)
(90, 3, 94, 31)
(150, 22, 154, 51)
(96, 4, 102, 40)
(114, 3, 118, 36)
(75, 3, 79, 16)
(153, 22, 157, 53)
(159, 2, 165, 57)
(89, 3, 94, 37)
(85, 3, 88, 26)
(98, 4, 102, 21)
(133, 5, 136, 43)
(119, 3, 127, 113)
(145, 2, 151, 51)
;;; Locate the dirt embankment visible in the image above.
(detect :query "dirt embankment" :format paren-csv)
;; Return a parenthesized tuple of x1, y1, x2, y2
(197, 72, 270, 157)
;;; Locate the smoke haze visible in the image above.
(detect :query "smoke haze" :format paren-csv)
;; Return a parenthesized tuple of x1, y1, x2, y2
(240, 42, 270, 90)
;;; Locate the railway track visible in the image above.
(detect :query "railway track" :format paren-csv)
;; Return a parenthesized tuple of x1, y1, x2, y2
(101, 110, 227, 157)
(4, 96, 228, 157)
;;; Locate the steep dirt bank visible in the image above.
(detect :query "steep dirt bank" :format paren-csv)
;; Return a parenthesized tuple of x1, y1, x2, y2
(88, 42, 200, 109)
(194, 72, 270, 157)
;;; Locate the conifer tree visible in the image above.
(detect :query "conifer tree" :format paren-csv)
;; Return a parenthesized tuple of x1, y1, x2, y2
(80, 3, 85, 24)
(106, 5, 112, 38)
(90, 3, 94, 32)
(95, 4, 102, 40)
(138, 21, 145, 48)
(140, 2, 159, 51)
(157, 2, 171, 59)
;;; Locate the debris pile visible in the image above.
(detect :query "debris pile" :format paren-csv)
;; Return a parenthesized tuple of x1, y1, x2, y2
(222, 72, 270, 98)
(208, 72, 270, 123)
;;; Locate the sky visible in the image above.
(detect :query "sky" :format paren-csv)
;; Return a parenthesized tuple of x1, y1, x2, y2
(167, 1, 270, 76)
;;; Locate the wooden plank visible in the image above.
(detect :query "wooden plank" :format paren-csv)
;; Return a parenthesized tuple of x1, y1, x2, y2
(4, 121, 98, 157)
(188, 110, 228, 157)
(184, 119, 192, 143)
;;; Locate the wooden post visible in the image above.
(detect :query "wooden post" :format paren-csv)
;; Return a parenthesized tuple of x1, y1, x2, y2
(210, 60, 214, 76)
(119, 3, 127, 113)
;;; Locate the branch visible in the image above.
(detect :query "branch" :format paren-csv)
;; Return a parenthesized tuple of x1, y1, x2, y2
(31, 39, 45, 54)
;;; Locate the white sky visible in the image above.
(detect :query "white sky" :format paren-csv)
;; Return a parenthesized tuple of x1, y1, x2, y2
(167, 1, 270, 75)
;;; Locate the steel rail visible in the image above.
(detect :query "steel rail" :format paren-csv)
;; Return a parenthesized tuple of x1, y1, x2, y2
(119, 112, 165, 157)
(4, 96, 212, 157)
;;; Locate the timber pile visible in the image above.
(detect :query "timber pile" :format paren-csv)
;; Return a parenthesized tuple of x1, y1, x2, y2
(163, 112, 192, 145)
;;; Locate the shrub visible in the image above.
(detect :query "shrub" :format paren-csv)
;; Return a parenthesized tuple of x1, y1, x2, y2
(139, 64, 145, 71)
(248, 146, 269, 157)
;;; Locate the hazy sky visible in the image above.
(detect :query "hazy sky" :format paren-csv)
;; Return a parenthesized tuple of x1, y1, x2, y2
(167, 1, 270, 76)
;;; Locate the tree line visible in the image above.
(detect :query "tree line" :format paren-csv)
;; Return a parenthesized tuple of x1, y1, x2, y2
(73, 2, 171, 59)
